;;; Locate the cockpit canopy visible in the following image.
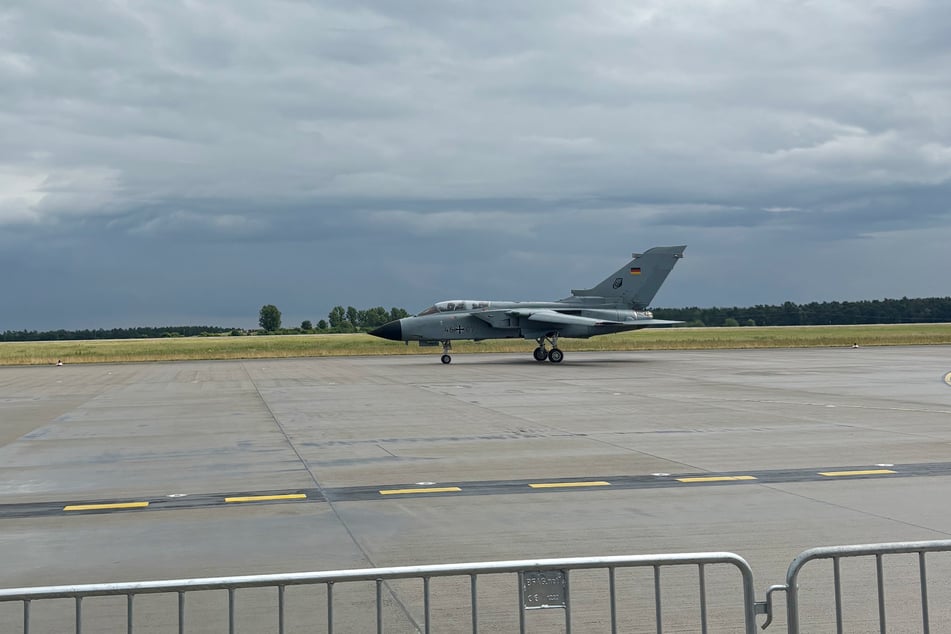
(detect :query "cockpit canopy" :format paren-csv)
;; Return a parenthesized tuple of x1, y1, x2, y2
(417, 300, 491, 316)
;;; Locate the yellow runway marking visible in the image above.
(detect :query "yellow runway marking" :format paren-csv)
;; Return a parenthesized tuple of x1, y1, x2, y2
(64, 501, 149, 511)
(819, 470, 896, 477)
(379, 487, 462, 495)
(225, 494, 307, 503)
(529, 481, 611, 489)
(676, 475, 757, 483)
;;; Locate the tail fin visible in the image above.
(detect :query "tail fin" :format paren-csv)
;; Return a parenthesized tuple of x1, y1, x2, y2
(570, 245, 686, 309)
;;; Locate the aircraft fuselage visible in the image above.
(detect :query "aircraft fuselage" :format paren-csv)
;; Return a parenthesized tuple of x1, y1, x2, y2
(373, 301, 659, 344)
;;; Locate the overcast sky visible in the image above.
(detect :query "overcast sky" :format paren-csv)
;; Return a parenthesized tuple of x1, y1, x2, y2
(2, 1, 950, 331)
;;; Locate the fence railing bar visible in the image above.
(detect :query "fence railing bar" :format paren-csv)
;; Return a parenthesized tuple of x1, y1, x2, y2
(376, 578, 383, 634)
(327, 581, 334, 634)
(654, 564, 662, 634)
(178, 590, 185, 634)
(833, 556, 842, 634)
(608, 566, 617, 634)
(127, 593, 133, 634)
(564, 569, 571, 634)
(919, 551, 930, 634)
(423, 576, 431, 634)
(698, 563, 708, 634)
(228, 588, 235, 634)
(517, 572, 526, 634)
(876, 554, 885, 634)
(470, 573, 478, 633)
(278, 584, 285, 634)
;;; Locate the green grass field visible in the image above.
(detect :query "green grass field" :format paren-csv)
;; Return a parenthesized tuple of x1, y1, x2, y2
(2, 324, 950, 366)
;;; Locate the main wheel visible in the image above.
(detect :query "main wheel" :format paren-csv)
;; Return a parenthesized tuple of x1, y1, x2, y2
(441, 354, 452, 364)
(533, 347, 548, 361)
(548, 348, 564, 363)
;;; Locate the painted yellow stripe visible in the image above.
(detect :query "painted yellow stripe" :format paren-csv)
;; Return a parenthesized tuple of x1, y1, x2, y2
(224, 494, 307, 503)
(379, 487, 462, 495)
(529, 481, 611, 489)
(64, 501, 149, 511)
(819, 470, 896, 477)
(676, 475, 757, 483)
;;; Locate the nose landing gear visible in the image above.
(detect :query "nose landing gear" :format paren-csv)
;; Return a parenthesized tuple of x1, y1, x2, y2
(440, 341, 452, 364)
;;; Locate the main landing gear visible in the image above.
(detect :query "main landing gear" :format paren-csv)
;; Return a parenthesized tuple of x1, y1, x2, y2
(533, 334, 564, 363)
(437, 337, 565, 365)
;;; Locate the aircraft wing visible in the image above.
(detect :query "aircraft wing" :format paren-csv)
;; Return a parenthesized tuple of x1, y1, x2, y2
(471, 309, 618, 328)
(471, 309, 682, 329)
(622, 319, 683, 326)
(517, 310, 683, 328)
(514, 309, 622, 327)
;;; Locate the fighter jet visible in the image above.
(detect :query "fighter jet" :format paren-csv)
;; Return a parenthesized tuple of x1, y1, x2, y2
(369, 245, 686, 364)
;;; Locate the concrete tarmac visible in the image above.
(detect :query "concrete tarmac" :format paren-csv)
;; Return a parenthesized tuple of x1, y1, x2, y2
(2, 346, 951, 631)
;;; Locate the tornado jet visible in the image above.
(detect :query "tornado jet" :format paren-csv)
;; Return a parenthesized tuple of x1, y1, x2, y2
(370, 246, 686, 364)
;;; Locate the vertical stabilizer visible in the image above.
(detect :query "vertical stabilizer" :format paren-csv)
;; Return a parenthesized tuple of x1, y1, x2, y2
(570, 245, 686, 308)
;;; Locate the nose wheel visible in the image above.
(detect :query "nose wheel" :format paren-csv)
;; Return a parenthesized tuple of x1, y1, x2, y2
(534, 334, 564, 363)
(440, 341, 452, 364)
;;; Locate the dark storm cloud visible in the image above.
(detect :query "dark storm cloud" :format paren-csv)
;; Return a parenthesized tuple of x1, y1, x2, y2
(2, 1, 950, 330)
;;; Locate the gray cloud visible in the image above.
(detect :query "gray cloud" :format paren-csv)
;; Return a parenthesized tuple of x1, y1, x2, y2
(2, 1, 950, 330)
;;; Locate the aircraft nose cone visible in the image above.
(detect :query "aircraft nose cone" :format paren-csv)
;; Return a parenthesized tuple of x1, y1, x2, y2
(369, 320, 403, 341)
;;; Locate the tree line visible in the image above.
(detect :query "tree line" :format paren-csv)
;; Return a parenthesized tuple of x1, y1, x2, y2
(0, 326, 234, 342)
(257, 304, 410, 333)
(652, 297, 951, 327)
(4, 296, 950, 342)
(0, 305, 412, 342)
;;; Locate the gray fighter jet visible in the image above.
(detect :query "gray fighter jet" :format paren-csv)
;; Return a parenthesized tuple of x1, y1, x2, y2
(369, 245, 686, 364)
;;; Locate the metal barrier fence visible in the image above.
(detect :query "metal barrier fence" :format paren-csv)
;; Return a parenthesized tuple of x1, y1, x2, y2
(4, 540, 951, 633)
(760, 539, 951, 634)
(0, 552, 758, 634)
